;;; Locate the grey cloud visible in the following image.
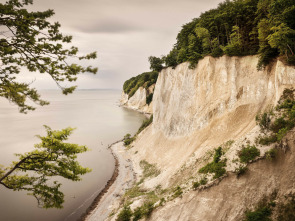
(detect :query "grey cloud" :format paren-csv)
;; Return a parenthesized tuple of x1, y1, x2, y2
(74, 19, 143, 34)
(26, 0, 224, 90)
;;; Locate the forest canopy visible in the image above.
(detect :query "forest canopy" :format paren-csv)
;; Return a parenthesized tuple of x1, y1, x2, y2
(160, 0, 295, 69)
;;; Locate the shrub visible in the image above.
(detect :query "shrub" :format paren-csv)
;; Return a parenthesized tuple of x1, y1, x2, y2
(258, 134, 277, 145)
(199, 176, 208, 185)
(123, 134, 136, 146)
(257, 89, 295, 145)
(235, 165, 248, 177)
(276, 194, 295, 221)
(265, 148, 277, 160)
(193, 181, 200, 190)
(238, 145, 260, 163)
(244, 206, 272, 221)
(117, 206, 132, 221)
(199, 147, 227, 179)
(256, 112, 271, 131)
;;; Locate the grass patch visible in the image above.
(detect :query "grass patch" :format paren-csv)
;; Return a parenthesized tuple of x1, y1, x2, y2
(124, 185, 145, 200)
(172, 186, 183, 199)
(238, 145, 260, 163)
(199, 147, 227, 179)
(140, 160, 160, 179)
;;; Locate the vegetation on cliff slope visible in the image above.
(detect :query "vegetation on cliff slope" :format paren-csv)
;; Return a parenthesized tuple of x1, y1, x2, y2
(123, 71, 158, 98)
(256, 88, 295, 145)
(151, 0, 295, 69)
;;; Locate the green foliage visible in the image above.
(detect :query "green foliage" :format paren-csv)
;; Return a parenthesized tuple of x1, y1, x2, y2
(124, 185, 145, 199)
(257, 88, 295, 145)
(149, 0, 295, 69)
(132, 201, 155, 220)
(193, 176, 208, 189)
(133, 207, 143, 221)
(123, 115, 153, 147)
(123, 71, 158, 98)
(244, 206, 272, 221)
(117, 206, 132, 221)
(0, 126, 91, 208)
(193, 181, 200, 190)
(137, 115, 153, 134)
(0, 0, 97, 113)
(123, 134, 135, 147)
(276, 194, 295, 221)
(265, 148, 277, 160)
(235, 165, 248, 177)
(146, 93, 153, 105)
(256, 112, 272, 132)
(148, 56, 164, 72)
(199, 147, 227, 179)
(199, 176, 208, 185)
(172, 186, 183, 199)
(238, 145, 260, 163)
(139, 160, 160, 179)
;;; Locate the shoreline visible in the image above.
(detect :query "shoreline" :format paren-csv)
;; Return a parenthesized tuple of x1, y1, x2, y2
(81, 140, 136, 221)
(79, 140, 122, 221)
(119, 104, 152, 118)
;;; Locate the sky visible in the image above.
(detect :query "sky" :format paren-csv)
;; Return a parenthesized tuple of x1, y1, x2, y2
(15, 0, 224, 90)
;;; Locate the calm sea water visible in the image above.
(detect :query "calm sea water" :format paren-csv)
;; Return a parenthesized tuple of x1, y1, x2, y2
(0, 89, 146, 221)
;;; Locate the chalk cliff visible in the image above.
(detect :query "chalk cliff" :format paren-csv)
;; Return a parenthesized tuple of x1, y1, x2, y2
(120, 84, 154, 114)
(111, 55, 295, 221)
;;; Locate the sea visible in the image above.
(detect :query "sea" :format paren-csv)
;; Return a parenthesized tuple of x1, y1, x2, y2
(0, 89, 146, 221)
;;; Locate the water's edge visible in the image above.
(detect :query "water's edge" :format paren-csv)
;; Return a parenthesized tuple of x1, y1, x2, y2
(78, 139, 123, 221)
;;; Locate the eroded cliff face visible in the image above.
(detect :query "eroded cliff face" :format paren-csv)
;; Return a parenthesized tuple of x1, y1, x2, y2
(120, 56, 295, 221)
(120, 84, 154, 114)
(153, 55, 294, 137)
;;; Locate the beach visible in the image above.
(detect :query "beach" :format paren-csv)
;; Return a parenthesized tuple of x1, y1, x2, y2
(84, 141, 135, 221)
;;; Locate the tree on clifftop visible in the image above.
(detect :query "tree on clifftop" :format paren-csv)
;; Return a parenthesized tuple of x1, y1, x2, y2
(0, 0, 97, 113)
(0, 0, 96, 208)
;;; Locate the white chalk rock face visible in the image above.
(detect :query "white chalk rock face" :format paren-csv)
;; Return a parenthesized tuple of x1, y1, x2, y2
(120, 84, 155, 114)
(153, 56, 295, 137)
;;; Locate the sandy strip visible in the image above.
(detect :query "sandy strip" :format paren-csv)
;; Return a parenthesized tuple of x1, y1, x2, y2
(82, 141, 135, 221)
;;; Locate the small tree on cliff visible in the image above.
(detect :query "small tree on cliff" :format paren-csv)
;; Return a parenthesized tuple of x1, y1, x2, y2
(148, 56, 164, 72)
(0, 0, 96, 208)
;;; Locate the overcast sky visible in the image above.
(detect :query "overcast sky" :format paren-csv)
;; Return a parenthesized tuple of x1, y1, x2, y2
(17, 0, 224, 90)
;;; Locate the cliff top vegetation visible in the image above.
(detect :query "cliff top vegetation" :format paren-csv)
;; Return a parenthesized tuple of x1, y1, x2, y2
(123, 0, 295, 98)
(123, 71, 158, 98)
(152, 0, 295, 70)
